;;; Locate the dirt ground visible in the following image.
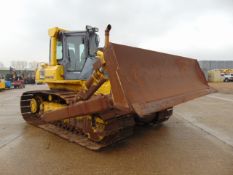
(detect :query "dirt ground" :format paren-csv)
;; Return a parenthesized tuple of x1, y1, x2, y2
(209, 82, 233, 94)
(0, 85, 233, 175)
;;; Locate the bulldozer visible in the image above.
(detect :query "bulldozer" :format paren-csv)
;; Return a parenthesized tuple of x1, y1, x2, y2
(20, 24, 211, 150)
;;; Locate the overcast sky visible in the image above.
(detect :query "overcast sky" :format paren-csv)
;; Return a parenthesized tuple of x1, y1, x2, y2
(0, 0, 233, 67)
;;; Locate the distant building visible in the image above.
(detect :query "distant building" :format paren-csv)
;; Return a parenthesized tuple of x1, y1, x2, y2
(198, 60, 233, 79)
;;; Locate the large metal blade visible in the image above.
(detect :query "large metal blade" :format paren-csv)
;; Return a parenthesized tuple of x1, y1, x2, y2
(105, 43, 211, 117)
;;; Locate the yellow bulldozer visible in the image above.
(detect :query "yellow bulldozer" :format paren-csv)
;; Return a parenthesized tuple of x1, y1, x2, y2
(20, 25, 211, 150)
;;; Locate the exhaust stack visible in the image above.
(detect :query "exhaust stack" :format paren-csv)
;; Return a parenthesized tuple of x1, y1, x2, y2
(105, 24, 112, 48)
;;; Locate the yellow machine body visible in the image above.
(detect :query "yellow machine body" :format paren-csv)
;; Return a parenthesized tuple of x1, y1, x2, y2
(0, 79, 5, 90)
(35, 27, 110, 95)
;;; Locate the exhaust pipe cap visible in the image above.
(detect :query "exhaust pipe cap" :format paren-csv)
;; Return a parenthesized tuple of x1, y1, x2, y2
(106, 24, 112, 32)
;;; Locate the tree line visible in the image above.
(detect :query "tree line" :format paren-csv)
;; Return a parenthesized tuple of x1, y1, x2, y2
(0, 61, 40, 70)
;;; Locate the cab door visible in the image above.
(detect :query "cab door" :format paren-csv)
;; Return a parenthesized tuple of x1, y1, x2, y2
(62, 33, 94, 80)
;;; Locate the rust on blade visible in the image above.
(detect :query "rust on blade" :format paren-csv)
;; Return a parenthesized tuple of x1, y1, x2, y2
(42, 95, 113, 122)
(104, 43, 211, 117)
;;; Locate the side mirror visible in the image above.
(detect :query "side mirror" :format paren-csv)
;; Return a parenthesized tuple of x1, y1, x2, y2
(86, 25, 99, 33)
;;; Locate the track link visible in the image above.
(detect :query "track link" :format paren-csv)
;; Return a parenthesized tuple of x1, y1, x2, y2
(20, 90, 135, 150)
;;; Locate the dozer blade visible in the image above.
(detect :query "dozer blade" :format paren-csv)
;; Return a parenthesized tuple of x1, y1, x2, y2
(105, 43, 211, 117)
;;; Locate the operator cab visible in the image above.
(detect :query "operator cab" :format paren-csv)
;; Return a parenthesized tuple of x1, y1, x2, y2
(54, 26, 100, 80)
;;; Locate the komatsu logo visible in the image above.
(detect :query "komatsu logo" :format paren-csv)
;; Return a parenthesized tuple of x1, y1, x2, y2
(45, 76, 54, 79)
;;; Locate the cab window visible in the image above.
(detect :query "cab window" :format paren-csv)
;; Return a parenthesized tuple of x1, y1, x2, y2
(66, 36, 86, 72)
(56, 41, 63, 60)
